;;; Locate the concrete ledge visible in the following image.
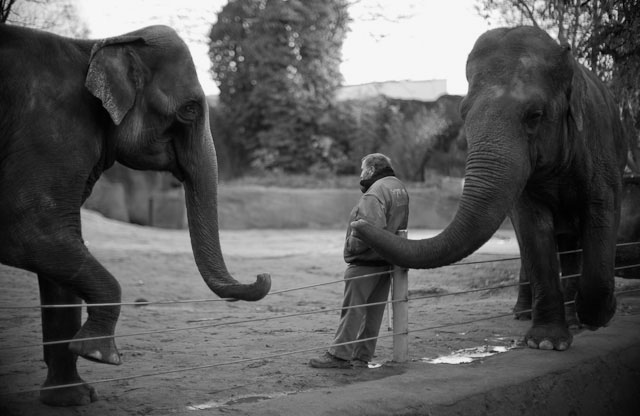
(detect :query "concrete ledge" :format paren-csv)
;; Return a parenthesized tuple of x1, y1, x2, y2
(208, 312, 640, 415)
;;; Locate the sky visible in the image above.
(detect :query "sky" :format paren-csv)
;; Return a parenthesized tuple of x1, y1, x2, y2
(77, 0, 492, 96)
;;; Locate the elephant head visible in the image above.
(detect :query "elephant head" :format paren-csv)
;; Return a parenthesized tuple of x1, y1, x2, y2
(351, 26, 603, 269)
(85, 26, 270, 301)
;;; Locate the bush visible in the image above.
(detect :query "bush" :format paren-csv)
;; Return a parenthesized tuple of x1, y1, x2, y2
(210, 95, 467, 181)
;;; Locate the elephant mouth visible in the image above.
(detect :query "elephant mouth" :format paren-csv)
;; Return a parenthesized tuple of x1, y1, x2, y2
(170, 140, 186, 182)
(171, 165, 185, 183)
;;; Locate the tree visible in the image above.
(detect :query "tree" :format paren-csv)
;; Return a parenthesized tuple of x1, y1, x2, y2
(209, 0, 350, 173)
(593, 2, 640, 170)
(381, 105, 447, 181)
(476, 0, 640, 171)
(1, 0, 17, 22)
(314, 97, 387, 175)
(5, 0, 89, 37)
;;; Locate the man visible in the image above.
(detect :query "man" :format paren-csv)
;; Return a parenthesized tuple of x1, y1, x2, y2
(309, 153, 409, 369)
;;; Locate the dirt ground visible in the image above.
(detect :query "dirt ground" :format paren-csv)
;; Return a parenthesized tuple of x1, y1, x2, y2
(1, 210, 639, 415)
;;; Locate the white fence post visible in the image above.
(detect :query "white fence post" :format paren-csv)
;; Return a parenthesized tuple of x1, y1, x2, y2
(392, 229, 409, 362)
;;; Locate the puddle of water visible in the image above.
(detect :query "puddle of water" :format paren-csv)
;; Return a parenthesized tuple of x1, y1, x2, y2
(422, 345, 513, 365)
(187, 401, 222, 410)
(187, 391, 294, 410)
(187, 401, 220, 410)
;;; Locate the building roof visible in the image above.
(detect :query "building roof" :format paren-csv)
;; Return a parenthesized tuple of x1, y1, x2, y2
(206, 79, 449, 107)
(336, 79, 447, 102)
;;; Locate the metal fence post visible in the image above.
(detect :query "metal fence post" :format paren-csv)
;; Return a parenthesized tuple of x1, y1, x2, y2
(392, 229, 409, 362)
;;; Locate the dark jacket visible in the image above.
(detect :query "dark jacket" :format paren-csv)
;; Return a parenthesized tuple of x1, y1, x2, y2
(343, 176, 409, 265)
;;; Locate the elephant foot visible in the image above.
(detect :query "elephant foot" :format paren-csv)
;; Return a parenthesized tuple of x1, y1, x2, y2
(564, 304, 580, 330)
(524, 323, 572, 351)
(513, 283, 532, 320)
(69, 326, 121, 365)
(40, 380, 98, 406)
(576, 291, 616, 329)
(513, 300, 532, 320)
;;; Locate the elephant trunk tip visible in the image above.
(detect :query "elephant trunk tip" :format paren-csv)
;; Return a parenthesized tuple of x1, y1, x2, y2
(219, 273, 272, 302)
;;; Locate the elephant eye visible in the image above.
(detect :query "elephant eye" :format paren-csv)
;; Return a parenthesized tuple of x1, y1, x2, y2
(524, 109, 543, 132)
(177, 102, 200, 123)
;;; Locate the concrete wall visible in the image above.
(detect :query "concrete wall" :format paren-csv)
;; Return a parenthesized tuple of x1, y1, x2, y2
(216, 185, 463, 230)
(84, 173, 514, 231)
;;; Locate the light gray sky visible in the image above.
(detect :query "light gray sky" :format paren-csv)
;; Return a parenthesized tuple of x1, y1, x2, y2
(77, 0, 491, 96)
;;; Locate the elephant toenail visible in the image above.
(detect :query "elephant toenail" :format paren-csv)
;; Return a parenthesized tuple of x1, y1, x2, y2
(539, 340, 554, 350)
(88, 351, 102, 360)
(527, 339, 538, 349)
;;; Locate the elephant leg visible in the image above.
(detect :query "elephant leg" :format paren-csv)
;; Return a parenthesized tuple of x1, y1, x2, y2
(576, 197, 618, 328)
(615, 243, 640, 279)
(557, 234, 581, 329)
(29, 234, 122, 366)
(512, 199, 571, 351)
(616, 176, 640, 279)
(513, 263, 532, 320)
(38, 275, 98, 406)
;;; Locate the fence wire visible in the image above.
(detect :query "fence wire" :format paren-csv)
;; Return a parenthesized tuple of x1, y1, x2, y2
(2, 240, 638, 310)
(5, 286, 640, 397)
(4, 259, 637, 352)
(1, 240, 639, 397)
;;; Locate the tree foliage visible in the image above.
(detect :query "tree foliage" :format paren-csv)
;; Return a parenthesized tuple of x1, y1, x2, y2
(210, 93, 467, 181)
(5, 0, 89, 37)
(381, 105, 448, 181)
(315, 97, 388, 175)
(1, 0, 17, 22)
(377, 96, 465, 181)
(476, 0, 640, 170)
(209, 0, 350, 173)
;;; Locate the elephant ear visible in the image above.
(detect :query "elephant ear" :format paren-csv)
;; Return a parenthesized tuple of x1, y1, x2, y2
(564, 48, 585, 132)
(85, 36, 146, 125)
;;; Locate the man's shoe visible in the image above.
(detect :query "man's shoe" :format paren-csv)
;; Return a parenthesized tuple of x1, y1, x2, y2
(309, 352, 351, 369)
(350, 358, 369, 369)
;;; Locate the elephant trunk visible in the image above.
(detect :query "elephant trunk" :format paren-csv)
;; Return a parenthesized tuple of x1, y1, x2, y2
(178, 114, 271, 301)
(353, 111, 529, 269)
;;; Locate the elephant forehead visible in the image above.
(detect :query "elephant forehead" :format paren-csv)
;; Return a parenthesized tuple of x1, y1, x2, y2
(518, 53, 545, 69)
(501, 54, 547, 101)
(488, 85, 506, 98)
(158, 54, 202, 93)
(487, 79, 544, 102)
(508, 76, 545, 101)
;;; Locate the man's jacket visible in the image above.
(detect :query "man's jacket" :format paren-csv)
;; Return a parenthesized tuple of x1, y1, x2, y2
(343, 176, 409, 265)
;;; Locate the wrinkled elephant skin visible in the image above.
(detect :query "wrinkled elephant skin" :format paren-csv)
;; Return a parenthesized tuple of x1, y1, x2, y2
(351, 26, 627, 352)
(0, 25, 270, 406)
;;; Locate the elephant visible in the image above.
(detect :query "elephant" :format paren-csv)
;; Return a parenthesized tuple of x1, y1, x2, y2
(0, 24, 271, 406)
(514, 173, 640, 327)
(615, 174, 640, 279)
(351, 26, 628, 352)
